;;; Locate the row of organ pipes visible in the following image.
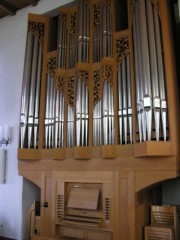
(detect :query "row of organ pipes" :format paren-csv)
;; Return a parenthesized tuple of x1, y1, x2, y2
(133, 0, 167, 142)
(20, 31, 42, 149)
(19, 0, 168, 150)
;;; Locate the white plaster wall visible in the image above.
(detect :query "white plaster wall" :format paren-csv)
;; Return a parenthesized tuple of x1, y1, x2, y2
(0, 0, 72, 239)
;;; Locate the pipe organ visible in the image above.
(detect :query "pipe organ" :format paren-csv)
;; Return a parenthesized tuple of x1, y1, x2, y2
(18, 0, 179, 240)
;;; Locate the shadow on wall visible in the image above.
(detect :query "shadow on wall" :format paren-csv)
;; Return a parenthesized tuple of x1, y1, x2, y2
(0, 220, 16, 239)
(162, 177, 180, 205)
(22, 178, 40, 240)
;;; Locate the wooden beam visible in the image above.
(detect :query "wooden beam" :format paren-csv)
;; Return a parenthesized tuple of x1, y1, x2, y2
(27, 0, 39, 7)
(0, 0, 16, 16)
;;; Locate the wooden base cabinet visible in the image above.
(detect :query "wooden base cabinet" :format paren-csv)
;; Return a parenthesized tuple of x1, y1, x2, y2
(19, 169, 178, 240)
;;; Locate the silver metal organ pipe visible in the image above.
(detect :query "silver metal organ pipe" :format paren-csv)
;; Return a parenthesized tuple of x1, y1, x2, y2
(76, 78, 81, 146)
(58, 15, 67, 69)
(44, 75, 55, 149)
(102, 3, 107, 58)
(138, 0, 151, 98)
(110, 82, 114, 144)
(81, 79, 85, 146)
(76, 76, 89, 147)
(117, 55, 132, 145)
(55, 90, 60, 148)
(55, 90, 64, 148)
(28, 37, 39, 148)
(63, 22, 66, 68)
(107, 3, 112, 57)
(50, 77, 56, 148)
(133, 0, 168, 142)
(133, 2, 146, 142)
(59, 92, 63, 148)
(93, 101, 101, 146)
(107, 81, 112, 144)
(146, 0, 159, 98)
(138, 0, 152, 141)
(78, 0, 83, 62)
(98, 100, 101, 146)
(45, 74, 50, 149)
(146, 0, 160, 141)
(63, 21, 67, 68)
(86, 0, 90, 62)
(85, 0, 90, 62)
(93, 28, 97, 62)
(78, 0, 89, 63)
(93, 26, 100, 62)
(85, 80, 88, 145)
(61, 91, 65, 147)
(58, 16, 63, 68)
(48, 77, 53, 148)
(122, 59, 128, 144)
(103, 80, 114, 145)
(83, 0, 87, 60)
(69, 34, 76, 68)
(20, 31, 34, 148)
(67, 105, 74, 148)
(153, 6, 167, 141)
(117, 63, 123, 144)
(33, 43, 42, 149)
(102, 2, 112, 58)
(126, 55, 133, 144)
(103, 81, 108, 145)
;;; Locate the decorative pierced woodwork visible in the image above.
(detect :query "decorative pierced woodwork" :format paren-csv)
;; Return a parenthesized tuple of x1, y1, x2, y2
(28, 21, 45, 45)
(93, 70, 101, 106)
(116, 37, 129, 64)
(47, 57, 56, 78)
(68, 76, 75, 107)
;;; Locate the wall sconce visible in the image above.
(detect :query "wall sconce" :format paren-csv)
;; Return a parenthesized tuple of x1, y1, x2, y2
(0, 126, 10, 147)
(0, 148, 6, 183)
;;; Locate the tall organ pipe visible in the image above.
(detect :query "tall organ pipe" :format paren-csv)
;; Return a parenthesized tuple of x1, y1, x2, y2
(20, 31, 37, 148)
(153, 6, 167, 141)
(33, 43, 42, 149)
(102, 3, 112, 58)
(76, 76, 89, 146)
(103, 81, 114, 145)
(133, 4, 144, 142)
(78, 0, 90, 63)
(133, 0, 168, 141)
(117, 54, 132, 145)
(58, 14, 67, 69)
(126, 55, 133, 144)
(28, 37, 39, 148)
(138, 0, 152, 141)
(44, 75, 55, 149)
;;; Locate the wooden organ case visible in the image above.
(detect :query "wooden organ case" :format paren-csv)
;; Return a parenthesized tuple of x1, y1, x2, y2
(17, 0, 179, 240)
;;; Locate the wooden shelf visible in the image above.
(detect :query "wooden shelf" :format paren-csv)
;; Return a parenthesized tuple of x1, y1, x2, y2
(116, 144, 134, 158)
(102, 145, 117, 159)
(74, 146, 92, 159)
(53, 148, 65, 160)
(102, 145, 133, 159)
(18, 149, 41, 160)
(41, 149, 53, 159)
(134, 141, 173, 157)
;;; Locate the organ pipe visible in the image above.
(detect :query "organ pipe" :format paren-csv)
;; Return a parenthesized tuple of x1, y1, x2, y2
(19, 0, 170, 151)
